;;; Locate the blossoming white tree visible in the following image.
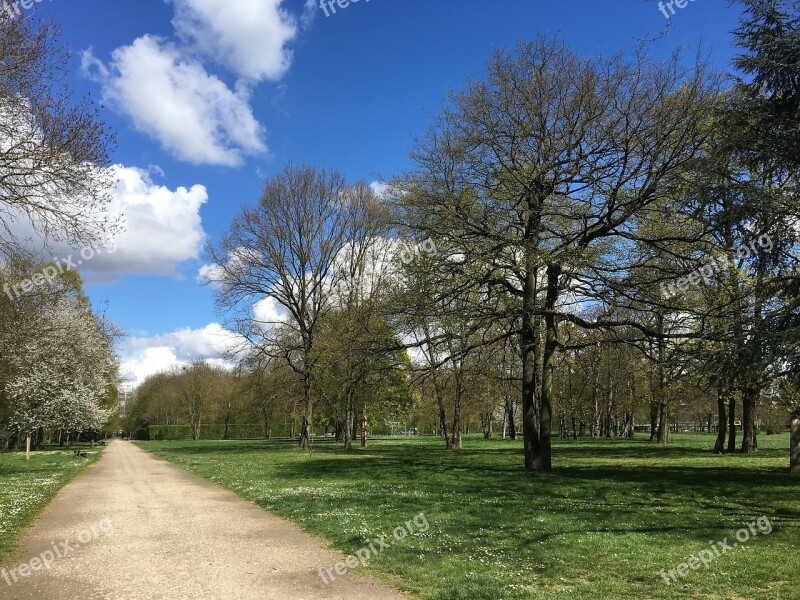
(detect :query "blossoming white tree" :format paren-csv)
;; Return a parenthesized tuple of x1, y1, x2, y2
(2, 296, 116, 459)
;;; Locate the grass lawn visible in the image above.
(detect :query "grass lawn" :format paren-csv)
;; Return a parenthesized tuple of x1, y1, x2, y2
(0, 445, 103, 559)
(136, 433, 799, 600)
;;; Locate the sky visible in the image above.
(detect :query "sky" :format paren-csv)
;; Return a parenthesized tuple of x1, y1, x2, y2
(19, 0, 746, 388)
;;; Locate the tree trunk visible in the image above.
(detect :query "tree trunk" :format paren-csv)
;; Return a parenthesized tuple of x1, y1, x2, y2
(191, 417, 201, 441)
(649, 398, 659, 441)
(605, 370, 614, 438)
(450, 366, 464, 449)
(223, 406, 231, 440)
(591, 386, 601, 438)
(360, 402, 368, 448)
(714, 387, 728, 454)
(521, 320, 539, 467)
(791, 418, 800, 475)
(263, 412, 271, 439)
(343, 392, 355, 451)
(450, 398, 462, 449)
(298, 377, 313, 450)
(741, 387, 758, 453)
(439, 400, 451, 448)
(504, 397, 516, 440)
(521, 237, 540, 469)
(591, 344, 602, 438)
(25, 432, 31, 461)
(482, 411, 493, 439)
(622, 411, 634, 439)
(657, 398, 670, 444)
(433, 378, 451, 448)
(527, 263, 559, 472)
(655, 323, 670, 444)
(728, 395, 737, 452)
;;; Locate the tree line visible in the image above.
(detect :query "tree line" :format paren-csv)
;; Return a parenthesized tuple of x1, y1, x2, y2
(0, 13, 121, 456)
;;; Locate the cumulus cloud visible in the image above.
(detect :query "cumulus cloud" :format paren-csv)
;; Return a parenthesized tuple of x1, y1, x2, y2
(195, 261, 290, 327)
(15, 164, 207, 283)
(81, 0, 314, 166)
(83, 37, 266, 166)
(120, 323, 244, 387)
(96, 165, 208, 279)
(172, 0, 300, 82)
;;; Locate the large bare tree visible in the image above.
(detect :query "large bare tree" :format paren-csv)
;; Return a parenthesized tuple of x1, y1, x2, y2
(208, 164, 379, 449)
(0, 14, 117, 258)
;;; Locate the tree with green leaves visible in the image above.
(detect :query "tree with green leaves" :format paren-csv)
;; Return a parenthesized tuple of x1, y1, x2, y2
(697, 0, 800, 454)
(393, 36, 719, 471)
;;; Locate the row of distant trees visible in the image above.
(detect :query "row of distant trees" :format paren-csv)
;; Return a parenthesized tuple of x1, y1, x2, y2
(124, 352, 411, 445)
(0, 14, 121, 456)
(124, 332, 791, 446)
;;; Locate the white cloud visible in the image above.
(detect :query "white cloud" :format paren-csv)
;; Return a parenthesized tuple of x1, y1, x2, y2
(81, 165, 208, 282)
(80, 0, 315, 166)
(120, 323, 243, 387)
(370, 181, 390, 199)
(196, 246, 264, 288)
(172, 0, 301, 82)
(196, 262, 223, 285)
(120, 346, 181, 389)
(13, 164, 208, 283)
(83, 36, 266, 166)
(254, 296, 289, 324)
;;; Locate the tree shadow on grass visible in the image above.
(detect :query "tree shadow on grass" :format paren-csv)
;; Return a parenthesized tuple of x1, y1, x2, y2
(140, 438, 800, 562)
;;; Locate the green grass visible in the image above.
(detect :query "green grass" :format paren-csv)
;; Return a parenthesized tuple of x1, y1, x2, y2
(0, 445, 103, 559)
(136, 434, 800, 600)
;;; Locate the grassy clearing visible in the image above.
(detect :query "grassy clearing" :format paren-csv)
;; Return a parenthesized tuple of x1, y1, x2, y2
(0, 445, 102, 559)
(136, 434, 799, 600)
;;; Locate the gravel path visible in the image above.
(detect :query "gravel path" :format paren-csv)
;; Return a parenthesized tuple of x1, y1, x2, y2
(1, 440, 408, 599)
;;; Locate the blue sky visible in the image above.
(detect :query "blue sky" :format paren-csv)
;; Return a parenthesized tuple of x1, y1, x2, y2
(28, 0, 744, 386)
